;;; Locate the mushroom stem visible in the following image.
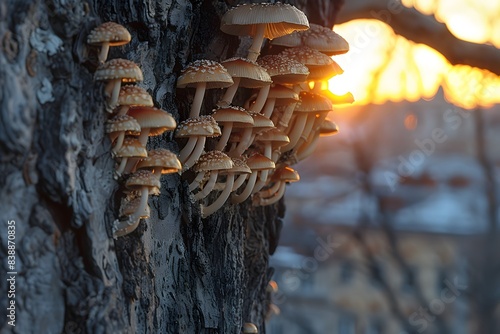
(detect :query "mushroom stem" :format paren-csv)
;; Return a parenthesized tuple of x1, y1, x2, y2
(259, 180, 282, 198)
(215, 123, 233, 151)
(98, 42, 110, 63)
(194, 172, 218, 200)
(137, 128, 151, 147)
(247, 24, 266, 62)
(296, 113, 327, 151)
(219, 77, 241, 107)
(252, 170, 269, 194)
(105, 79, 122, 108)
(277, 102, 297, 131)
(115, 157, 128, 179)
(127, 187, 150, 226)
(202, 174, 235, 217)
(117, 105, 130, 116)
(256, 182, 286, 206)
(179, 136, 199, 163)
(230, 128, 253, 157)
(281, 113, 307, 152)
(261, 97, 277, 118)
(183, 136, 206, 169)
(232, 174, 248, 191)
(111, 132, 126, 155)
(249, 85, 271, 113)
(297, 132, 320, 161)
(190, 82, 207, 118)
(113, 217, 141, 238)
(232, 172, 258, 203)
(189, 172, 206, 191)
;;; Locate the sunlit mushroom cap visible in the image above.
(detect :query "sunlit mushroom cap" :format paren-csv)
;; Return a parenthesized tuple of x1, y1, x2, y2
(272, 165, 300, 183)
(319, 90, 355, 105)
(120, 197, 151, 219)
(136, 149, 182, 174)
(176, 60, 234, 89)
(221, 57, 272, 88)
(257, 55, 309, 84)
(303, 24, 349, 55)
(247, 111, 275, 130)
(114, 137, 147, 158)
(87, 22, 131, 46)
(319, 119, 339, 136)
(212, 106, 255, 128)
(269, 30, 302, 48)
(95, 58, 143, 82)
(175, 115, 222, 137)
(295, 92, 333, 113)
(106, 115, 141, 135)
(246, 153, 275, 170)
(125, 169, 161, 191)
(242, 322, 259, 334)
(127, 106, 177, 136)
(279, 47, 343, 81)
(268, 85, 299, 106)
(117, 86, 154, 107)
(255, 127, 290, 148)
(221, 3, 309, 40)
(193, 150, 234, 172)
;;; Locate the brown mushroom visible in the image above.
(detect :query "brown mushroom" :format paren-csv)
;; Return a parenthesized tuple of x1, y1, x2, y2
(114, 85, 153, 115)
(105, 114, 141, 154)
(231, 153, 275, 204)
(136, 148, 182, 180)
(254, 166, 299, 206)
(114, 137, 147, 178)
(87, 22, 131, 63)
(212, 106, 254, 151)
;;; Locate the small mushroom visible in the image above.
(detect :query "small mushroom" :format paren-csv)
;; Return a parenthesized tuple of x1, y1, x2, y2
(228, 111, 274, 157)
(254, 166, 299, 206)
(220, 3, 309, 61)
(114, 85, 154, 115)
(87, 22, 131, 63)
(212, 106, 254, 151)
(94, 59, 143, 108)
(112, 170, 160, 238)
(175, 115, 222, 170)
(113, 137, 147, 178)
(190, 150, 233, 199)
(113, 196, 151, 238)
(242, 323, 258, 334)
(213, 157, 252, 192)
(177, 60, 233, 118)
(136, 148, 182, 181)
(297, 118, 339, 161)
(127, 106, 177, 146)
(231, 153, 275, 204)
(105, 115, 141, 154)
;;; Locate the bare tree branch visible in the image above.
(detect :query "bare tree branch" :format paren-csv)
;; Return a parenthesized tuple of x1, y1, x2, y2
(336, 0, 500, 75)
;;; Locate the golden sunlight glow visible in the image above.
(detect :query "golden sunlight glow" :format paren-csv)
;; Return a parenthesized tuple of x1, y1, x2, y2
(328, 0, 500, 108)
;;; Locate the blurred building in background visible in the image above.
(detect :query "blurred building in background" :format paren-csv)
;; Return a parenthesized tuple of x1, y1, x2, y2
(266, 91, 500, 333)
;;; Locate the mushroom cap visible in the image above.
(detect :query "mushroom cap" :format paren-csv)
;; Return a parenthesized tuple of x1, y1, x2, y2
(117, 86, 154, 107)
(221, 3, 309, 40)
(279, 47, 343, 81)
(272, 165, 300, 183)
(125, 169, 161, 191)
(229, 158, 252, 174)
(257, 55, 309, 84)
(193, 150, 234, 172)
(248, 111, 275, 130)
(127, 106, 177, 136)
(94, 58, 144, 82)
(114, 137, 148, 158)
(87, 22, 131, 46)
(221, 57, 272, 88)
(303, 23, 349, 55)
(255, 127, 290, 148)
(242, 322, 259, 334)
(106, 115, 141, 135)
(295, 92, 333, 113)
(120, 197, 151, 218)
(271, 23, 350, 56)
(267, 85, 299, 106)
(136, 149, 182, 174)
(319, 119, 339, 136)
(246, 153, 275, 170)
(175, 115, 222, 138)
(212, 106, 255, 128)
(176, 59, 234, 89)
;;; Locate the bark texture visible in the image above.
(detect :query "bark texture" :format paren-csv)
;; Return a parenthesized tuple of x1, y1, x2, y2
(0, 0, 289, 333)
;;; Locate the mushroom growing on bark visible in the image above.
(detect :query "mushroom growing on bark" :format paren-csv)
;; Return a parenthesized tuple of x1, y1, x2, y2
(231, 153, 275, 204)
(113, 196, 151, 238)
(221, 2, 309, 62)
(254, 165, 299, 206)
(212, 106, 254, 151)
(87, 22, 131, 63)
(127, 106, 177, 146)
(228, 111, 274, 157)
(114, 85, 153, 115)
(136, 148, 182, 181)
(242, 322, 259, 334)
(296, 118, 339, 161)
(177, 59, 233, 118)
(113, 170, 160, 238)
(105, 114, 141, 154)
(175, 115, 222, 169)
(94, 58, 143, 108)
(114, 137, 147, 178)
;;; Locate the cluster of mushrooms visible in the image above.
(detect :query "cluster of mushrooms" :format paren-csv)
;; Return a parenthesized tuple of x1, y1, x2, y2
(87, 22, 181, 237)
(87, 2, 351, 240)
(176, 3, 351, 218)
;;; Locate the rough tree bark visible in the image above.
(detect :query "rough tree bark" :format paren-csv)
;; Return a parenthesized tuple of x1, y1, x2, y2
(0, 1, 338, 333)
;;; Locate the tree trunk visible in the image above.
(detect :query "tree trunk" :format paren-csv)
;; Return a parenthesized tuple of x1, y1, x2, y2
(0, 0, 341, 333)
